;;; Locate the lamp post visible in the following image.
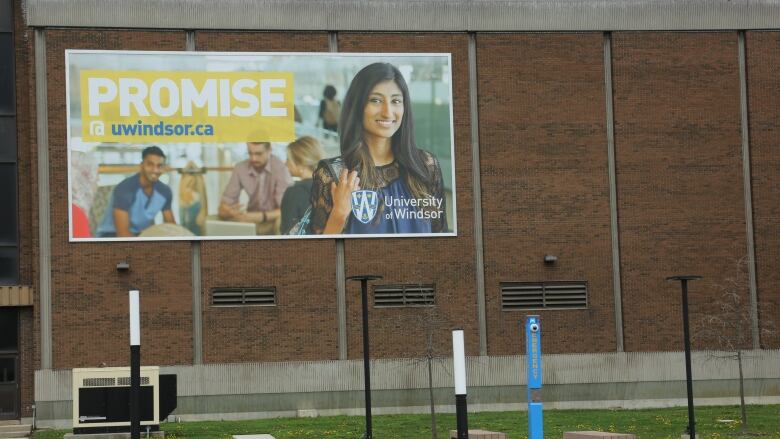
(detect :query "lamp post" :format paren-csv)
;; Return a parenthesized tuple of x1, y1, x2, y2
(346, 275, 382, 439)
(667, 275, 702, 439)
(128, 289, 141, 439)
(452, 329, 468, 439)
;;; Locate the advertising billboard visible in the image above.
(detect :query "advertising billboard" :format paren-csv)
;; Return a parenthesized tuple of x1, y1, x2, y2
(66, 50, 456, 241)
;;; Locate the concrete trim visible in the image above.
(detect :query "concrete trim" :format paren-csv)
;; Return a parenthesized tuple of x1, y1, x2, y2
(738, 31, 761, 349)
(33, 380, 780, 427)
(24, 0, 780, 31)
(187, 32, 203, 366)
(0, 285, 34, 306)
(469, 34, 487, 357)
(35, 349, 780, 401)
(331, 33, 348, 362)
(35, 28, 52, 370)
(186, 29, 195, 51)
(191, 241, 202, 364)
(603, 32, 624, 353)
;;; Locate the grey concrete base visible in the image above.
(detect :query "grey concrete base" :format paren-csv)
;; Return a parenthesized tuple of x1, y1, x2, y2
(34, 351, 780, 428)
(64, 432, 165, 439)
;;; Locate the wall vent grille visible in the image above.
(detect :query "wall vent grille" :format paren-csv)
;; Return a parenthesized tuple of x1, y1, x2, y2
(211, 288, 276, 307)
(374, 284, 435, 308)
(501, 281, 587, 310)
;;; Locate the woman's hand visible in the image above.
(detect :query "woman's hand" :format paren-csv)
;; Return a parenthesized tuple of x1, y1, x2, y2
(324, 169, 360, 234)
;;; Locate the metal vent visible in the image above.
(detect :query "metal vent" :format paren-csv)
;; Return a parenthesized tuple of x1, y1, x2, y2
(374, 284, 435, 308)
(116, 376, 150, 386)
(501, 282, 587, 310)
(211, 287, 276, 307)
(83, 378, 115, 387)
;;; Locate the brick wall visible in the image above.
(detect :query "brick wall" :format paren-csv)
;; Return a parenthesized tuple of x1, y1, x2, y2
(746, 31, 780, 349)
(337, 33, 479, 359)
(612, 32, 748, 351)
(45, 30, 193, 367)
(13, 0, 35, 416)
(195, 31, 341, 363)
(10, 25, 777, 381)
(477, 33, 616, 354)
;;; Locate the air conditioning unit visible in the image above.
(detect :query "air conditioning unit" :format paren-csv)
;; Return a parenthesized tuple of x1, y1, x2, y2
(72, 366, 176, 434)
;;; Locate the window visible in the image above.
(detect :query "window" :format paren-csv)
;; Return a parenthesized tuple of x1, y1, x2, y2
(501, 281, 587, 310)
(0, 117, 15, 162)
(373, 284, 435, 308)
(0, 164, 17, 245)
(0, 33, 14, 115)
(0, 0, 10, 32)
(211, 287, 276, 307)
(0, 3, 17, 286)
(0, 308, 17, 350)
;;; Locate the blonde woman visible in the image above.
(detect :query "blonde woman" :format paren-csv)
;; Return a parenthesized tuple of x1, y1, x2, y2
(280, 136, 324, 234)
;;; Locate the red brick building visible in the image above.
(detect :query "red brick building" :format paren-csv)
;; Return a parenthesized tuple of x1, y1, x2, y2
(1, 0, 779, 426)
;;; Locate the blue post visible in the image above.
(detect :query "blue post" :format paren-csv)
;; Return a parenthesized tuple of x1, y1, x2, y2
(525, 316, 543, 439)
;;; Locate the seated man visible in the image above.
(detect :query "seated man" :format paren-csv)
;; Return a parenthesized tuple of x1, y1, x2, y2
(218, 141, 292, 235)
(97, 146, 175, 237)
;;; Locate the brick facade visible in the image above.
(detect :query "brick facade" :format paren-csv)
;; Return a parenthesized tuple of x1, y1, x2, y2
(194, 31, 341, 363)
(612, 33, 748, 351)
(336, 33, 479, 359)
(45, 30, 193, 368)
(477, 33, 615, 354)
(12, 0, 36, 417)
(746, 31, 780, 348)
(8, 10, 780, 419)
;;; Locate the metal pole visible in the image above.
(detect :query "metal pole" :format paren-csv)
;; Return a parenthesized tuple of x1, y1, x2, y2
(525, 316, 543, 439)
(347, 275, 382, 439)
(129, 289, 141, 439)
(452, 329, 468, 439)
(667, 275, 701, 439)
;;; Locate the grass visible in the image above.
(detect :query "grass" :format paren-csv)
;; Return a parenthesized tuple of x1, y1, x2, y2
(31, 404, 780, 439)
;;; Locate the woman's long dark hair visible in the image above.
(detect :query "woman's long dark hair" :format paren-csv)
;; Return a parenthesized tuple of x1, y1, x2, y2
(339, 63, 433, 199)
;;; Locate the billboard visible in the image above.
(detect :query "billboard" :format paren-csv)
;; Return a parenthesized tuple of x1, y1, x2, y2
(66, 50, 456, 241)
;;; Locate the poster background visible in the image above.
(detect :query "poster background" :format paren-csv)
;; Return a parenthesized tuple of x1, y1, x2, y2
(66, 50, 456, 241)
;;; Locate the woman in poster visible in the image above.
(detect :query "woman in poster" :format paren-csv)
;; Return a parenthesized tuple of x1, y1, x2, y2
(308, 62, 448, 235)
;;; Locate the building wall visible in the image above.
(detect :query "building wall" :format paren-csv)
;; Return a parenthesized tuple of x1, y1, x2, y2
(13, 0, 35, 417)
(477, 33, 616, 355)
(194, 31, 342, 363)
(11, 17, 780, 419)
(611, 32, 748, 352)
(44, 29, 194, 368)
(746, 31, 780, 349)
(338, 32, 479, 359)
(29, 28, 780, 365)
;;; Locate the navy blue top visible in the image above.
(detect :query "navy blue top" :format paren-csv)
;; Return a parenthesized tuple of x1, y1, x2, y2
(97, 173, 173, 236)
(309, 152, 448, 235)
(346, 178, 432, 234)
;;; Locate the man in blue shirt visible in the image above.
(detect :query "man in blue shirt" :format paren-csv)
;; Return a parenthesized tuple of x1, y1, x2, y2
(98, 146, 176, 237)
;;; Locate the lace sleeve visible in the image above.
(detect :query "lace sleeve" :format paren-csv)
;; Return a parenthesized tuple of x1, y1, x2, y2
(308, 161, 336, 234)
(423, 151, 448, 233)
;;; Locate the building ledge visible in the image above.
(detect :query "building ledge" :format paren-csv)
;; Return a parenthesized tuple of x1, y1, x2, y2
(0, 285, 34, 307)
(24, 0, 780, 32)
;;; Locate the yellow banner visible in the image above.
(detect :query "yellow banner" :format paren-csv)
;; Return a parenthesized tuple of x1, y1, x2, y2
(80, 70, 295, 143)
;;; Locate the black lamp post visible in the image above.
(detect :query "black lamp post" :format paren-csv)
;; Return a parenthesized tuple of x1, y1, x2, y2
(347, 274, 382, 439)
(667, 275, 702, 439)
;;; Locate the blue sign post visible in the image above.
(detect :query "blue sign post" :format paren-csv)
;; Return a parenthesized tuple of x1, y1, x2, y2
(525, 315, 543, 439)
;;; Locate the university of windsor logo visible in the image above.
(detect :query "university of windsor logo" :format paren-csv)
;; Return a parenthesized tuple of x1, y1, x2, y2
(351, 190, 379, 224)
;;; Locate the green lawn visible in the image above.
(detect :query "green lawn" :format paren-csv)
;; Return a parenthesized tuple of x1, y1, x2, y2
(32, 405, 780, 439)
